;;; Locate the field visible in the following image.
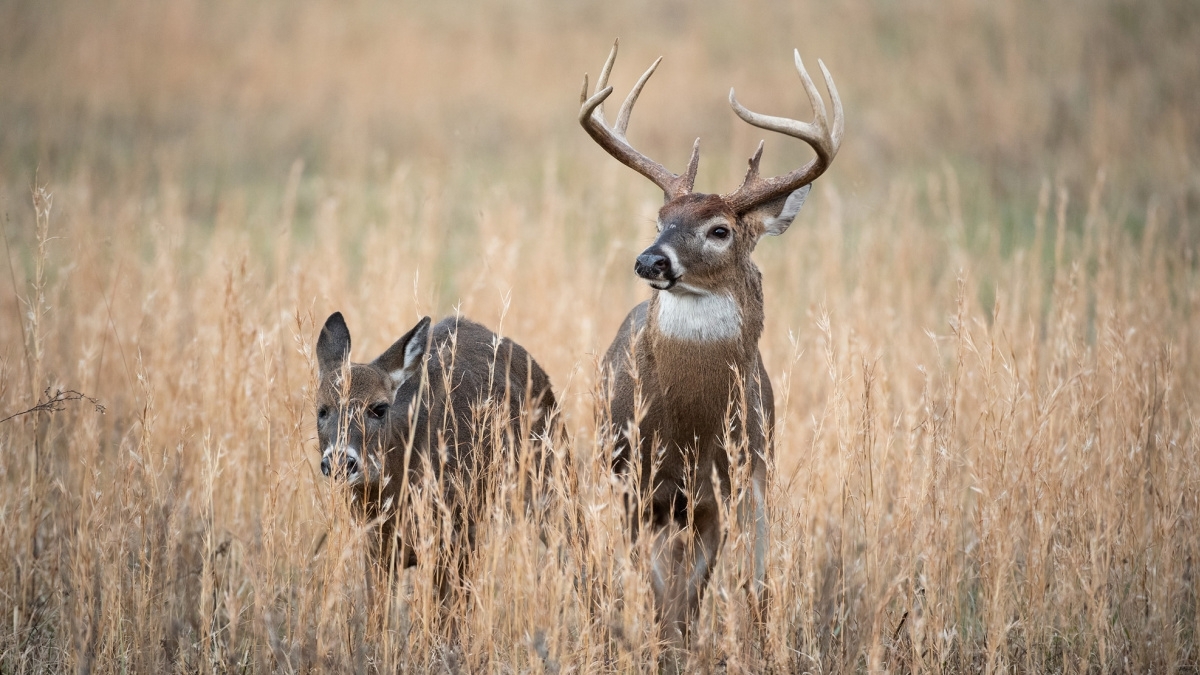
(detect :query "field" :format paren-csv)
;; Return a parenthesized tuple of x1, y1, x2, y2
(2, 0, 1199, 672)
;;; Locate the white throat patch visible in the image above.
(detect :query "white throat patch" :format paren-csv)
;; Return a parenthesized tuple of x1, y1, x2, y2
(656, 290, 742, 342)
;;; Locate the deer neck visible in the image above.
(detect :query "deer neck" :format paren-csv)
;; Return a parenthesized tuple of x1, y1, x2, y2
(654, 290, 743, 343)
(644, 265, 764, 389)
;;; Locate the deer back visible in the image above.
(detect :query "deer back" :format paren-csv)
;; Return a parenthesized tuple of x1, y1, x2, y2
(399, 316, 556, 491)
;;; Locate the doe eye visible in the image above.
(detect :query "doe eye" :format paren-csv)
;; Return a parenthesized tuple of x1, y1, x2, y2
(317, 406, 330, 421)
(368, 403, 388, 420)
(710, 227, 730, 240)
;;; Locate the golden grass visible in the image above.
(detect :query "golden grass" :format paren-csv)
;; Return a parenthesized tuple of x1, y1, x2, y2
(1, 0, 1198, 671)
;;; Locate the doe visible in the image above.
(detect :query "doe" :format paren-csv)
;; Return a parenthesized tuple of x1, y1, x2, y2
(314, 312, 557, 599)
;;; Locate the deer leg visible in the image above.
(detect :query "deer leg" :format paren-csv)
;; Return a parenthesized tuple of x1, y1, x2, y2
(735, 459, 770, 626)
(737, 459, 768, 597)
(649, 500, 722, 652)
(649, 520, 691, 658)
(688, 500, 722, 615)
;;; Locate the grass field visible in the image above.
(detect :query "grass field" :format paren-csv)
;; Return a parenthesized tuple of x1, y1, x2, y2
(2, 0, 1199, 671)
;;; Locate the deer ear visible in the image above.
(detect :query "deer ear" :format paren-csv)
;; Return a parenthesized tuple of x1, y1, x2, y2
(760, 183, 811, 237)
(317, 312, 352, 379)
(374, 316, 432, 391)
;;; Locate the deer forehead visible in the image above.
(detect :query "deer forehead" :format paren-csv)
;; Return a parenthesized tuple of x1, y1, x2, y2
(318, 364, 392, 405)
(657, 194, 736, 230)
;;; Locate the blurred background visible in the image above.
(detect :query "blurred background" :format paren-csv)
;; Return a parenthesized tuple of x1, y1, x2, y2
(3, 0, 1197, 248)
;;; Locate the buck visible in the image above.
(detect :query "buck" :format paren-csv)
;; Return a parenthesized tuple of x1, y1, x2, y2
(580, 40, 843, 647)
(314, 312, 557, 598)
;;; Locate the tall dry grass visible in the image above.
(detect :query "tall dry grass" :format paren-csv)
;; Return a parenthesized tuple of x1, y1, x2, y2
(1, 0, 1198, 672)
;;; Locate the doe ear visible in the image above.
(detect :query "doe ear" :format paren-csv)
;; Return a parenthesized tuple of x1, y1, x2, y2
(317, 312, 352, 379)
(373, 316, 433, 391)
(760, 183, 811, 237)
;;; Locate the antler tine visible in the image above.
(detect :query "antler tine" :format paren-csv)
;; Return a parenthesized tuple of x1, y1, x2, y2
(596, 39, 620, 101)
(794, 52, 829, 140)
(819, 59, 845, 153)
(580, 83, 615, 121)
(741, 140, 765, 186)
(682, 137, 700, 192)
(578, 40, 697, 200)
(724, 49, 844, 213)
(614, 56, 662, 138)
(579, 39, 622, 128)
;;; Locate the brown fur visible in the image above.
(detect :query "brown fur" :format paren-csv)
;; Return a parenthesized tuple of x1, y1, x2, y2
(602, 193, 784, 648)
(584, 44, 838, 661)
(315, 313, 557, 595)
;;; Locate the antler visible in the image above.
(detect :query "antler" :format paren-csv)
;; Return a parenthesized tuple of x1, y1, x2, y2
(579, 39, 699, 201)
(724, 50, 844, 214)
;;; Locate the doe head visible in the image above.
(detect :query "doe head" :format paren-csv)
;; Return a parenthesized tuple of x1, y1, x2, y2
(314, 312, 431, 488)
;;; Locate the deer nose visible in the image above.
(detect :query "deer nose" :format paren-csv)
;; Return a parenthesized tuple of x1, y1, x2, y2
(635, 252, 671, 278)
(321, 449, 362, 479)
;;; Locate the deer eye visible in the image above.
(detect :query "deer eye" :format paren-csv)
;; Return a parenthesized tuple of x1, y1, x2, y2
(709, 227, 730, 240)
(317, 406, 330, 421)
(367, 403, 389, 420)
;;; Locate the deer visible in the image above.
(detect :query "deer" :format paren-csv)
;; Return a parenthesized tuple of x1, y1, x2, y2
(314, 311, 558, 604)
(579, 40, 843, 651)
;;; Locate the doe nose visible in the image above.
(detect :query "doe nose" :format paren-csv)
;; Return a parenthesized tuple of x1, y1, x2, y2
(321, 452, 360, 479)
(635, 252, 671, 277)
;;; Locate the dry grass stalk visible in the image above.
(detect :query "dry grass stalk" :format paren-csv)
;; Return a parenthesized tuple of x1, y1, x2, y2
(1, 0, 1198, 672)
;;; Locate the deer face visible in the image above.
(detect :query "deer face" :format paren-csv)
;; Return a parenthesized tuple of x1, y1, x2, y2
(634, 186, 811, 296)
(315, 313, 430, 489)
(315, 363, 391, 486)
(636, 194, 740, 293)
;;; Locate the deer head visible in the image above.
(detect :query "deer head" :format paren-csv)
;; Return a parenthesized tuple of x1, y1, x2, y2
(579, 40, 843, 301)
(314, 312, 430, 487)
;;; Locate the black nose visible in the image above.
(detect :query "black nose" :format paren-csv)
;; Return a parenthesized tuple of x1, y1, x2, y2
(321, 453, 360, 478)
(635, 252, 671, 278)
